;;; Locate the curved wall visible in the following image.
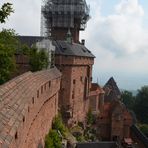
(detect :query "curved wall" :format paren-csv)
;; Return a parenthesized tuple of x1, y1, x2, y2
(0, 68, 61, 148)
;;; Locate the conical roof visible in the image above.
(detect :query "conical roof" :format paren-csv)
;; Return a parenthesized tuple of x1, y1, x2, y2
(103, 77, 121, 102)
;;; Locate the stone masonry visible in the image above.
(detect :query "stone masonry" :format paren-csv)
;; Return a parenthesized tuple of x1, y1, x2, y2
(55, 54, 94, 126)
(0, 67, 61, 148)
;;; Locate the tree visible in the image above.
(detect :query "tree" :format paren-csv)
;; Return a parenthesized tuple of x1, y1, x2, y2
(134, 86, 148, 124)
(0, 3, 13, 23)
(121, 90, 135, 110)
(0, 29, 18, 84)
(29, 47, 49, 72)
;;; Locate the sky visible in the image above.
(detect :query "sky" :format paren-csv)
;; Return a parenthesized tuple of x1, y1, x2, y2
(0, 0, 148, 90)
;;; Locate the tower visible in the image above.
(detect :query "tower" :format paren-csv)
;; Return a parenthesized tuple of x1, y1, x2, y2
(41, 0, 90, 43)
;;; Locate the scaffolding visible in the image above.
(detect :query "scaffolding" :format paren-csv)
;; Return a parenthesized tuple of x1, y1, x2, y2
(41, 0, 90, 37)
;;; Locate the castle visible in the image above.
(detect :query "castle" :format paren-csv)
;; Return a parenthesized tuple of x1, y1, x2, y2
(0, 0, 148, 148)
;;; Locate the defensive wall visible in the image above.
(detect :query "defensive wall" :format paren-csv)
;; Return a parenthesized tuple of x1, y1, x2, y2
(0, 67, 61, 148)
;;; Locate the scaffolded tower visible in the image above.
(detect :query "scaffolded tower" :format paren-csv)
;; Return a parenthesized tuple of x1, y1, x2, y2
(41, 0, 90, 43)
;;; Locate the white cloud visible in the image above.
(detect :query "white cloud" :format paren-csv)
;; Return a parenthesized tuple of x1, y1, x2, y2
(1, 0, 148, 89)
(0, 0, 41, 36)
(81, 0, 148, 89)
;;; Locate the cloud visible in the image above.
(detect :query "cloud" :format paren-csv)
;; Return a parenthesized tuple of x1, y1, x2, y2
(84, 0, 148, 56)
(0, 0, 41, 36)
(0, 0, 148, 89)
(81, 0, 148, 89)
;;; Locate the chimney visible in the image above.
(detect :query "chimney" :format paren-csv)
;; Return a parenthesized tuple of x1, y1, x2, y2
(81, 39, 85, 45)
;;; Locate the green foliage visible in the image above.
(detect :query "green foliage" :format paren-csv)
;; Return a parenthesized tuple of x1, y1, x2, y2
(121, 90, 135, 110)
(134, 86, 148, 124)
(52, 114, 66, 136)
(138, 124, 148, 137)
(45, 129, 62, 148)
(87, 109, 95, 125)
(29, 47, 49, 72)
(0, 3, 14, 23)
(18, 44, 49, 72)
(0, 29, 18, 84)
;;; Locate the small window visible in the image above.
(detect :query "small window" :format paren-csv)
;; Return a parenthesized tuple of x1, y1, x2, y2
(15, 132, 18, 139)
(23, 116, 25, 122)
(80, 76, 83, 82)
(49, 81, 51, 88)
(32, 97, 34, 104)
(72, 93, 74, 99)
(44, 84, 46, 91)
(41, 86, 43, 94)
(73, 79, 76, 84)
(28, 107, 30, 113)
(37, 90, 39, 98)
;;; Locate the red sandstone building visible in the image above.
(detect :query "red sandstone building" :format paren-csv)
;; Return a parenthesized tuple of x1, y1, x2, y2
(98, 77, 133, 142)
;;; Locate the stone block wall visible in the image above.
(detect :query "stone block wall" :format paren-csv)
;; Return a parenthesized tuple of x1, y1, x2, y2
(55, 55, 94, 125)
(0, 67, 61, 148)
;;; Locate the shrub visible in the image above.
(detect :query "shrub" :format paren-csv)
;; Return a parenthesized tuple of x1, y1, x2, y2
(52, 114, 66, 136)
(45, 129, 62, 148)
(87, 109, 95, 125)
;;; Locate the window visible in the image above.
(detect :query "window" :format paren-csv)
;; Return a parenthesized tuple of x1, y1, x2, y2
(49, 81, 51, 88)
(37, 90, 39, 98)
(41, 86, 43, 94)
(28, 107, 30, 113)
(44, 84, 46, 91)
(32, 97, 34, 104)
(72, 93, 74, 99)
(15, 132, 18, 139)
(73, 80, 75, 84)
(23, 116, 25, 122)
(80, 76, 83, 82)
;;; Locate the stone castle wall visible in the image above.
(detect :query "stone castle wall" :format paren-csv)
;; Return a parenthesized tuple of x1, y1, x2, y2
(55, 55, 94, 125)
(0, 68, 61, 148)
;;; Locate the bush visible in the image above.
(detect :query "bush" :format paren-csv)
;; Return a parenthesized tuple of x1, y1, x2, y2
(45, 129, 62, 148)
(29, 47, 49, 72)
(52, 114, 67, 136)
(87, 109, 95, 125)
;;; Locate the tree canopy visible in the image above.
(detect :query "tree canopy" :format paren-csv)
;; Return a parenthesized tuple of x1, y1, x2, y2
(134, 86, 148, 124)
(0, 29, 18, 84)
(121, 90, 135, 110)
(0, 3, 13, 23)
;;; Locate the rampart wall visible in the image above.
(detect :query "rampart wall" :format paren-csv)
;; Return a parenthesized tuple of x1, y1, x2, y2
(0, 67, 61, 148)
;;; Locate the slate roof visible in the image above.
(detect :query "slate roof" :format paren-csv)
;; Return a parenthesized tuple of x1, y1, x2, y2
(76, 142, 118, 148)
(17, 36, 44, 47)
(103, 77, 121, 102)
(53, 40, 95, 58)
(17, 36, 95, 58)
